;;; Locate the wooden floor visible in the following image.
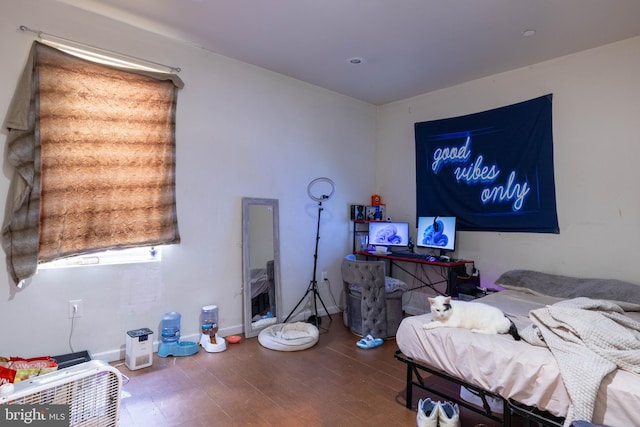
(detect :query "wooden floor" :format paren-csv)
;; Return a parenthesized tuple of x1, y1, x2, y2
(114, 316, 508, 427)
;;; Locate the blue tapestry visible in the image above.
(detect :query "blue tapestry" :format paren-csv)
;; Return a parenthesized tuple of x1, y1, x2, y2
(415, 94, 559, 233)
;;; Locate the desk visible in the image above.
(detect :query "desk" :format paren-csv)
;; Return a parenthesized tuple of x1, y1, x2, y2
(353, 251, 474, 296)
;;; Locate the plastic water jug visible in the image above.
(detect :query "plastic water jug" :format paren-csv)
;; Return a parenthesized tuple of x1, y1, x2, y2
(161, 311, 181, 343)
(200, 305, 219, 336)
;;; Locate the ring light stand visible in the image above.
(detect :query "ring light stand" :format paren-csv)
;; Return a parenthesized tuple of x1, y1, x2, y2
(285, 178, 335, 329)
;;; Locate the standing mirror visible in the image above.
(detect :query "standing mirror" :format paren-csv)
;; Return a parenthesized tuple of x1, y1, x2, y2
(242, 198, 282, 338)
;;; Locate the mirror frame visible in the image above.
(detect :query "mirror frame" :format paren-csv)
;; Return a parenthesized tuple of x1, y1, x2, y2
(242, 197, 282, 338)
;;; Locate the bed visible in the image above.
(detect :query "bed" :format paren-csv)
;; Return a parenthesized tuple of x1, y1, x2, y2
(395, 270, 640, 427)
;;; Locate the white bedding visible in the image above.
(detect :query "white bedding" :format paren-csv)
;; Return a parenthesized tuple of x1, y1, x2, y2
(395, 289, 640, 427)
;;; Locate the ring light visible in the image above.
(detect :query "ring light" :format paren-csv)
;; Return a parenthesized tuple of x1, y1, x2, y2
(285, 177, 336, 328)
(307, 177, 335, 202)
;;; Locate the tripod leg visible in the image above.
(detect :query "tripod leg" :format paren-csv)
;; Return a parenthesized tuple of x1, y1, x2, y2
(306, 281, 333, 328)
(311, 285, 320, 327)
(314, 286, 333, 323)
(284, 286, 312, 323)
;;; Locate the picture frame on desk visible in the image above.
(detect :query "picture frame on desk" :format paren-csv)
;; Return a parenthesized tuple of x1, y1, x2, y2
(350, 205, 365, 220)
(365, 205, 385, 221)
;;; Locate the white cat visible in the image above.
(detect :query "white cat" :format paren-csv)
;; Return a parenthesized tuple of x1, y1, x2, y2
(424, 296, 521, 340)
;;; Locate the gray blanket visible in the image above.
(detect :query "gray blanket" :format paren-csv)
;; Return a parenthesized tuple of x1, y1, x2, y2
(521, 297, 640, 426)
(496, 269, 640, 305)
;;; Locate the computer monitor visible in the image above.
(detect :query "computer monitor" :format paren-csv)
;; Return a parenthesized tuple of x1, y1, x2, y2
(367, 222, 410, 247)
(417, 216, 456, 255)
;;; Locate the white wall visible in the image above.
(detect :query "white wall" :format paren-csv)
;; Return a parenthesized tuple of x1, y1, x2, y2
(0, 0, 377, 360)
(3, 1, 639, 360)
(377, 36, 640, 298)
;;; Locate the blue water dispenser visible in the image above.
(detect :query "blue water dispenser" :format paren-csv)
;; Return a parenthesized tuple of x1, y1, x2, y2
(157, 311, 199, 357)
(161, 312, 181, 342)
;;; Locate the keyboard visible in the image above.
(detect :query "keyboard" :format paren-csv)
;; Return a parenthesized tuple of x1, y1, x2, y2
(389, 252, 457, 263)
(390, 251, 429, 260)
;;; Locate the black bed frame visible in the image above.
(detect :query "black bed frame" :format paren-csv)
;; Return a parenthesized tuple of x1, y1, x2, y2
(394, 349, 565, 427)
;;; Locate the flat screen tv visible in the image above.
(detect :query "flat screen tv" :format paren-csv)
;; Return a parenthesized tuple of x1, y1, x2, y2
(367, 222, 410, 248)
(417, 216, 456, 255)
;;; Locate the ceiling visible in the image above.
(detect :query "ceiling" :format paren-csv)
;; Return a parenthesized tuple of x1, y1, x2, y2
(60, 0, 640, 105)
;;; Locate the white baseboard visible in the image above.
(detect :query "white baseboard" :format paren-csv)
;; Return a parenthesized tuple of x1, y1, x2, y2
(93, 306, 344, 363)
(92, 324, 244, 363)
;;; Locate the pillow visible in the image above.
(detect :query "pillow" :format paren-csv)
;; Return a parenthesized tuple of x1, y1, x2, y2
(384, 276, 409, 293)
(348, 276, 408, 294)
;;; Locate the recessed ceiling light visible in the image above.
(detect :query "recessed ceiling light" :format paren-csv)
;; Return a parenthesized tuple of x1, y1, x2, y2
(347, 56, 365, 65)
(522, 29, 536, 37)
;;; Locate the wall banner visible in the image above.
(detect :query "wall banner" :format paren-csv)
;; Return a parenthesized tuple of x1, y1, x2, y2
(415, 94, 559, 233)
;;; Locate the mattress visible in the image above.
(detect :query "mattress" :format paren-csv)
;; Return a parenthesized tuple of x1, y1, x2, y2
(395, 289, 640, 427)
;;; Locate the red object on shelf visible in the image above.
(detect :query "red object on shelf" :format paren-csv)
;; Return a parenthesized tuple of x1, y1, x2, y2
(371, 194, 381, 206)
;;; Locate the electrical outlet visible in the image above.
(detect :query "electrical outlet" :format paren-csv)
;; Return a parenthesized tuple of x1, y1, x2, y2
(321, 271, 328, 281)
(68, 299, 83, 318)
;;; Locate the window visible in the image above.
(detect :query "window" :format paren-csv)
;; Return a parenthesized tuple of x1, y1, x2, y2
(39, 246, 161, 269)
(2, 41, 184, 285)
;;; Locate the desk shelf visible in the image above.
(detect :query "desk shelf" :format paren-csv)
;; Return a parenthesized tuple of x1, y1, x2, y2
(351, 220, 387, 253)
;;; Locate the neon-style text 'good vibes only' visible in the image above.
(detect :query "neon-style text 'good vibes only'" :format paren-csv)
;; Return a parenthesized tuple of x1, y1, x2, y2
(431, 136, 530, 211)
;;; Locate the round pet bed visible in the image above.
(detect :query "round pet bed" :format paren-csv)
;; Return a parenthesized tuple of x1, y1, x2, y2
(258, 322, 319, 351)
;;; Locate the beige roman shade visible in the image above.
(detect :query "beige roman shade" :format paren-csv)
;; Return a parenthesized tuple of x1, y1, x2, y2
(2, 41, 184, 285)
